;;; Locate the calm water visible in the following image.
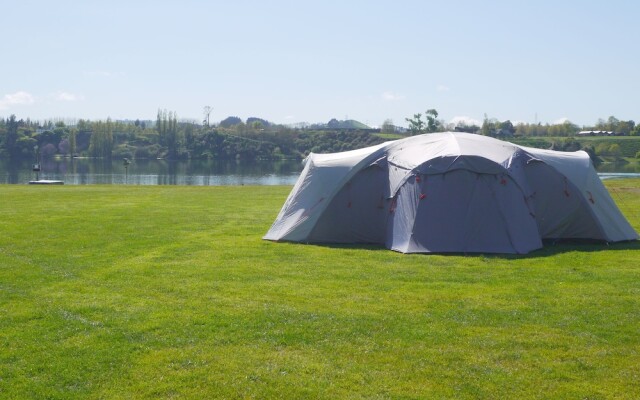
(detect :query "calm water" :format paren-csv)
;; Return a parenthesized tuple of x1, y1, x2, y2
(0, 157, 638, 185)
(0, 158, 303, 185)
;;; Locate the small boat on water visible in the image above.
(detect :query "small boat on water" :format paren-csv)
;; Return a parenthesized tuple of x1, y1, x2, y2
(28, 180, 64, 185)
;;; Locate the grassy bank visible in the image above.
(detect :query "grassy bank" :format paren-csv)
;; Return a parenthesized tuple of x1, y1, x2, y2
(1, 181, 639, 399)
(511, 136, 640, 159)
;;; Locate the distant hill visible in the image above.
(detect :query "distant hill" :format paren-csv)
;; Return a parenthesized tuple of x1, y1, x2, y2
(310, 118, 372, 130)
(212, 117, 372, 130)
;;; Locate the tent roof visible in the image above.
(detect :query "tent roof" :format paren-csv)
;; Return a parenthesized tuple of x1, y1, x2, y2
(308, 132, 591, 172)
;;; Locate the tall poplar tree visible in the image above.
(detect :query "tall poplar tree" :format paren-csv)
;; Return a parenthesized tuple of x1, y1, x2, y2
(89, 119, 114, 158)
(68, 129, 77, 156)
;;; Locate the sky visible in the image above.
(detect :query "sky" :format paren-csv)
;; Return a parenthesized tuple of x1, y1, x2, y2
(1, 0, 639, 128)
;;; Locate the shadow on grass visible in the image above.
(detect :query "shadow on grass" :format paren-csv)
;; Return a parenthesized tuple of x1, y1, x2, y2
(297, 239, 640, 259)
(517, 239, 640, 259)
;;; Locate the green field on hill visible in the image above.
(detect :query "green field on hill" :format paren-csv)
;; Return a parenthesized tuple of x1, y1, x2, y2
(1, 181, 639, 399)
(509, 136, 640, 159)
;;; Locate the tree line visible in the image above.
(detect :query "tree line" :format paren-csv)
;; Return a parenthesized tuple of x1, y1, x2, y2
(404, 109, 640, 137)
(1, 110, 639, 162)
(0, 111, 386, 161)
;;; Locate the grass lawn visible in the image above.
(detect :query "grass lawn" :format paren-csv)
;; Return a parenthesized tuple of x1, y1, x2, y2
(1, 180, 639, 399)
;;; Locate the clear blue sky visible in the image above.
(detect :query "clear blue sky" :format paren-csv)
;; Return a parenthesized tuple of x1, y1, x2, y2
(1, 0, 639, 128)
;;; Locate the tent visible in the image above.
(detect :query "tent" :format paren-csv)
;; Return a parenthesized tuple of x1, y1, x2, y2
(264, 132, 638, 254)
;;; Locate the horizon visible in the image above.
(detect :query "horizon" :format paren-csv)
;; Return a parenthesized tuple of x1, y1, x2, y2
(1, 1, 639, 128)
(0, 113, 630, 131)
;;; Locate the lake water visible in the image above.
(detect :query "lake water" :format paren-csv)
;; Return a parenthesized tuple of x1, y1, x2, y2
(1, 157, 638, 185)
(0, 158, 303, 185)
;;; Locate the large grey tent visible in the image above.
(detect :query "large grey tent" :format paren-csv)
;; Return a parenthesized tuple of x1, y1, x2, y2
(264, 132, 638, 254)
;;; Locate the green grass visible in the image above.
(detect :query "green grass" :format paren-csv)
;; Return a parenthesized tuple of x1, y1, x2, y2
(511, 136, 640, 158)
(1, 181, 639, 399)
(374, 133, 405, 140)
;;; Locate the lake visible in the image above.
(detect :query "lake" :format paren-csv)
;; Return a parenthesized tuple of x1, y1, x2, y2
(1, 157, 638, 185)
(0, 158, 303, 185)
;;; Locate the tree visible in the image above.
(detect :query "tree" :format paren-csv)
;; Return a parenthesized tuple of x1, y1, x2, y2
(14, 135, 37, 158)
(327, 118, 341, 129)
(41, 143, 57, 157)
(38, 128, 64, 149)
(480, 114, 495, 136)
(405, 113, 424, 135)
(250, 121, 263, 131)
(156, 109, 163, 139)
(219, 116, 242, 128)
(183, 123, 196, 153)
(68, 128, 77, 156)
(165, 111, 181, 159)
(58, 139, 70, 155)
(591, 116, 636, 135)
(406, 109, 441, 135)
(381, 119, 395, 134)
(89, 119, 114, 158)
(155, 109, 182, 158)
(498, 120, 515, 135)
(615, 120, 634, 135)
(425, 109, 441, 133)
(4, 115, 20, 158)
(246, 117, 270, 128)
